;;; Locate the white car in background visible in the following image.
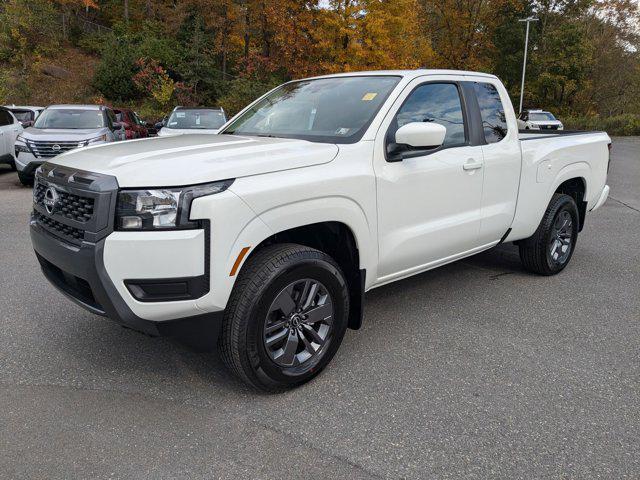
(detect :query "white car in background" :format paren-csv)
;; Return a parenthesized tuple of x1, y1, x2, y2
(157, 107, 226, 136)
(0, 107, 23, 170)
(518, 109, 564, 131)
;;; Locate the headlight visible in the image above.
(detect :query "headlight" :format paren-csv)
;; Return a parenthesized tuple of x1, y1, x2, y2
(85, 134, 107, 145)
(15, 135, 29, 153)
(115, 180, 233, 230)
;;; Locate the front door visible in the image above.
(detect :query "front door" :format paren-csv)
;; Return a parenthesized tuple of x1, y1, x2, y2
(374, 80, 484, 282)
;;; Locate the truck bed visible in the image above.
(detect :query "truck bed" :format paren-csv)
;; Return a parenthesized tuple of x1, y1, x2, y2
(506, 129, 611, 242)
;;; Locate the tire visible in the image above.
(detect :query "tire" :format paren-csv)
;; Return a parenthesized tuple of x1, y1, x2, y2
(9, 160, 16, 171)
(519, 193, 579, 275)
(219, 243, 349, 392)
(17, 170, 33, 186)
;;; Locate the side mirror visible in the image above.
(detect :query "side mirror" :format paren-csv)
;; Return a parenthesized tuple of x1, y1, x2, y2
(395, 122, 446, 149)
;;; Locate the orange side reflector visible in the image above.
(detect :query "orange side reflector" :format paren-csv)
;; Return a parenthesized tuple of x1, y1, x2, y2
(229, 246, 251, 276)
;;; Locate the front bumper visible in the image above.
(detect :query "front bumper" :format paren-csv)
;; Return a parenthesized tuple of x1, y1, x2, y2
(30, 220, 222, 346)
(29, 164, 223, 347)
(14, 151, 42, 175)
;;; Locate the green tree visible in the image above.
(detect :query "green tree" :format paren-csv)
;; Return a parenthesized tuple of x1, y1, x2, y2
(92, 33, 139, 101)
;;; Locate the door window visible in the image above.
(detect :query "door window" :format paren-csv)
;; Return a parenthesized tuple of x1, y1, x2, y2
(0, 110, 14, 126)
(105, 109, 117, 128)
(473, 82, 508, 143)
(387, 83, 466, 158)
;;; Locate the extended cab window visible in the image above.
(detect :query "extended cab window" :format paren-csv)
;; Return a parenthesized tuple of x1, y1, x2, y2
(387, 82, 466, 157)
(473, 82, 508, 143)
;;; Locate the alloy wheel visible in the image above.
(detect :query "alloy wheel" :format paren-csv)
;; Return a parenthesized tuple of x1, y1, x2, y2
(549, 210, 573, 265)
(263, 279, 334, 367)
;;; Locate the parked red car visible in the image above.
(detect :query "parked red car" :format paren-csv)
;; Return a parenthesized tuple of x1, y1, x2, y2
(113, 109, 149, 139)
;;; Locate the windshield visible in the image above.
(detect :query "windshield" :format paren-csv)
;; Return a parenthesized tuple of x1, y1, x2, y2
(11, 110, 33, 122)
(34, 109, 106, 129)
(167, 109, 226, 129)
(222, 76, 401, 143)
(529, 112, 556, 121)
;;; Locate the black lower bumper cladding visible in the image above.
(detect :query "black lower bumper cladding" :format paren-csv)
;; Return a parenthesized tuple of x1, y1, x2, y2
(31, 221, 222, 349)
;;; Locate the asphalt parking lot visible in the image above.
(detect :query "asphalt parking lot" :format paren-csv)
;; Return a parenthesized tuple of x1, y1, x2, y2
(1, 138, 638, 480)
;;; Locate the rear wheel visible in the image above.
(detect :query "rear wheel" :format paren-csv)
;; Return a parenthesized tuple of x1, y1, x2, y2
(219, 244, 349, 392)
(519, 193, 579, 275)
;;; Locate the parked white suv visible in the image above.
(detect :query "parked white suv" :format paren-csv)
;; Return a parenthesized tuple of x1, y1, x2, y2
(14, 105, 124, 185)
(0, 107, 23, 170)
(157, 107, 226, 136)
(518, 109, 564, 130)
(30, 70, 610, 391)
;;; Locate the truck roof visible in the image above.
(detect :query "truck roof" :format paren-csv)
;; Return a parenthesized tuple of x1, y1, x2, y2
(306, 69, 498, 81)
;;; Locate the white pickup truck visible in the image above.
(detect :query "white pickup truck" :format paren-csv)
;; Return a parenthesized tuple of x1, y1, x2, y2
(30, 70, 611, 391)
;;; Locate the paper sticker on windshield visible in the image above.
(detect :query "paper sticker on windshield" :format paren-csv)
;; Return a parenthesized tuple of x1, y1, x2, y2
(362, 92, 378, 101)
(335, 127, 350, 135)
(176, 112, 185, 118)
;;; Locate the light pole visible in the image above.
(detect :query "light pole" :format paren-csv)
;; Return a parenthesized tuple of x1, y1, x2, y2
(518, 16, 539, 114)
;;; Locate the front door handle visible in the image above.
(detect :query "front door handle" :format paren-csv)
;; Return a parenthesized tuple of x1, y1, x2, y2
(463, 159, 483, 171)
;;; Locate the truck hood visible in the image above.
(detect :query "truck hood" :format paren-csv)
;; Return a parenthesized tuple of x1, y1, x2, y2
(47, 134, 339, 187)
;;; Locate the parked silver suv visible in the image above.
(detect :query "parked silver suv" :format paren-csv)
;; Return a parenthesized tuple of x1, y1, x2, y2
(14, 104, 124, 186)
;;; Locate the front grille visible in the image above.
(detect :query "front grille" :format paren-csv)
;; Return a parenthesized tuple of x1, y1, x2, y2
(32, 163, 119, 245)
(33, 210, 84, 244)
(34, 182, 95, 223)
(27, 140, 83, 158)
(541, 125, 559, 130)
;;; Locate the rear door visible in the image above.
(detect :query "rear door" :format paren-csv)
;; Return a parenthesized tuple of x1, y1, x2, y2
(465, 79, 521, 244)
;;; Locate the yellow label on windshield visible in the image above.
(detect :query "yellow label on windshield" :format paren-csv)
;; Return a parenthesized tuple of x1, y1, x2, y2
(362, 92, 378, 101)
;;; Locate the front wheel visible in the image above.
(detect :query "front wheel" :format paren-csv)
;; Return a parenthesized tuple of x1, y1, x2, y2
(219, 244, 349, 392)
(17, 170, 33, 186)
(519, 193, 579, 275)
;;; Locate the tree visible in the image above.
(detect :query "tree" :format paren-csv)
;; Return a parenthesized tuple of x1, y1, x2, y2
(0, 0, 61, 70)
(420, 0, 521, 70)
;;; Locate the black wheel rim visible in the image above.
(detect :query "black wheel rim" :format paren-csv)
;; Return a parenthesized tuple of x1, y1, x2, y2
(549, 209, 573, 265)
(263, 278, 334, 367)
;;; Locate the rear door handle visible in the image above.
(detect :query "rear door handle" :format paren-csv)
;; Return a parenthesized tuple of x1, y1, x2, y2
(463, 159, 483, 171)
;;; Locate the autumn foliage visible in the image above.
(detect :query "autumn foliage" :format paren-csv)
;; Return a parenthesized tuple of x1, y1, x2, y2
(1, 0, 640, 122)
